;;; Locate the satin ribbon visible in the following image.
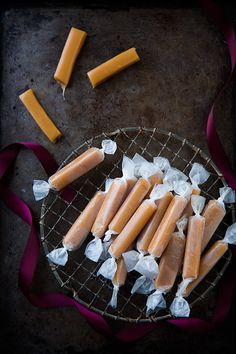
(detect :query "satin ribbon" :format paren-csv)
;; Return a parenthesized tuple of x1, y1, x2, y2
(200, 0, 236, 191)
(0, 0, 236, 343)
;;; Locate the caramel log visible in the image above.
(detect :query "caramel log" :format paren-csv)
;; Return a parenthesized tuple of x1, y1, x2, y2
(109, 200, 157, 259)
(112, 243, 133, 286)
(54, 27, 87, 88)
(19, 89, 62, 143)
(149, 173, 163, 186)
(125, 178, 137, 197)
(91, 179, 128, 238)
(183, 188, 201, 218)
(183, 215, 205, 279)
(49, 147, 104, 190)
(146, 173, 163, 198)
(154, 232, 186, 292)
(201, 200, 226, 252)
(184, 240, 228, 297)
(112, 257, 127, 286)
(87, 48, 140, 88)
(109, 178, 151, 234)
(148, 195, 188, 258)
(136, 192, 173, 254)
(63, 191, 105, 250)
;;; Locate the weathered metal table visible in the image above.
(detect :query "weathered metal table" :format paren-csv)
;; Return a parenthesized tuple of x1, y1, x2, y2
(1, 3, 235, 353)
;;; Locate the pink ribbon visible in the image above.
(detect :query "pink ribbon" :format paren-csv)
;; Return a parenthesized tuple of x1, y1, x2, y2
(0, 0, 236, 343)
(0, 143, 111, 337)
(200, 0, 236, 191)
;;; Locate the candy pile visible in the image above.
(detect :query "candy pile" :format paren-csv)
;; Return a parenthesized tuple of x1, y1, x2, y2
(35, 141, 236, 318)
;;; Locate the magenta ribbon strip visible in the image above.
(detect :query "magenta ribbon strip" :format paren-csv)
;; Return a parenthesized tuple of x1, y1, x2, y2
(0, 0, 236, 343)
(200, 0, 236, 191)
(0, 143, 111, 337)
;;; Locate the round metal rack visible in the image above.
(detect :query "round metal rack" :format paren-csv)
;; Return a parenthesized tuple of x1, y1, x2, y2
(40, 127, 233, 323)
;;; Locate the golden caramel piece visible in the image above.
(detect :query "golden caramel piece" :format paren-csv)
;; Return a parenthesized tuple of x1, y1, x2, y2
(155, 231, 186, 291)
(19, 89, 62, 143)
(183, 240, 228, 297)
(183, 195, 206, 280)
(201, 199, 225, 252)
(46, 191, 105, 266)
(136, 192, 173, 254)
(183, 188, 201, 218)
(91, 178, 128, 238)
(87, 48, 140, 88)
(49, 147, 104, 190)
(63, 191, 105, 250)
(183, 215, 205, 279)
(54, 27, 87, 90)
(109, 199, 157, 259)
(105, 178, 151, 239)
(148, 195, 188, 258)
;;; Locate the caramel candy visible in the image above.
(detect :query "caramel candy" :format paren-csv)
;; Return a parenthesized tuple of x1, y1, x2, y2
(50, 147, 104, 191)
(136, 192, 173, 254)
(183, 215, 205, 279)
(54, 27, 87, 90)
(201, 199, 225, 252)
(183, 195, 206, 280)
(63, 191, 105, 250)
(112, 257, 127, 287)
(33, 139, 117, 200)
(148, 195, 188, 258)
(19, 88, 62, 143)
(109, 199, 157, 259)
(92, 178, 128, 238)
(155, 231, 186, 291)
(87, 48, 140, 88)
(183, 240, 228, 297)
(183, 188, 201, 218)
(46, 191, 105, 266)
(106, 178, 151, 238)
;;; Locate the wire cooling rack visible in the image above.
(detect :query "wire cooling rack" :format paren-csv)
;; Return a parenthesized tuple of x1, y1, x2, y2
(40, 127, 234, 323)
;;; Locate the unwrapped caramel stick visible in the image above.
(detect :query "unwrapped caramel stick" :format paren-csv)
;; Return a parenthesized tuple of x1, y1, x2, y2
(19, 88, 62, 143)
(87, 48, 140, 88)
(54, 27, 87, 96)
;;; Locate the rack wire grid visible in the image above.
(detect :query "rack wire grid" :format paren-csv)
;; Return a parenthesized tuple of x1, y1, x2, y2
(40, 127, 235, 323)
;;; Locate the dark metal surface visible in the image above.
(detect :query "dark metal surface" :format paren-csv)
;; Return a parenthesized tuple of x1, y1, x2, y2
(1, 4, 235, 354)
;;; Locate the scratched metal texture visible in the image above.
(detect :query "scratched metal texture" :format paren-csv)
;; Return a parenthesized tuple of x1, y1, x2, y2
(0, 3, 235, 354)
